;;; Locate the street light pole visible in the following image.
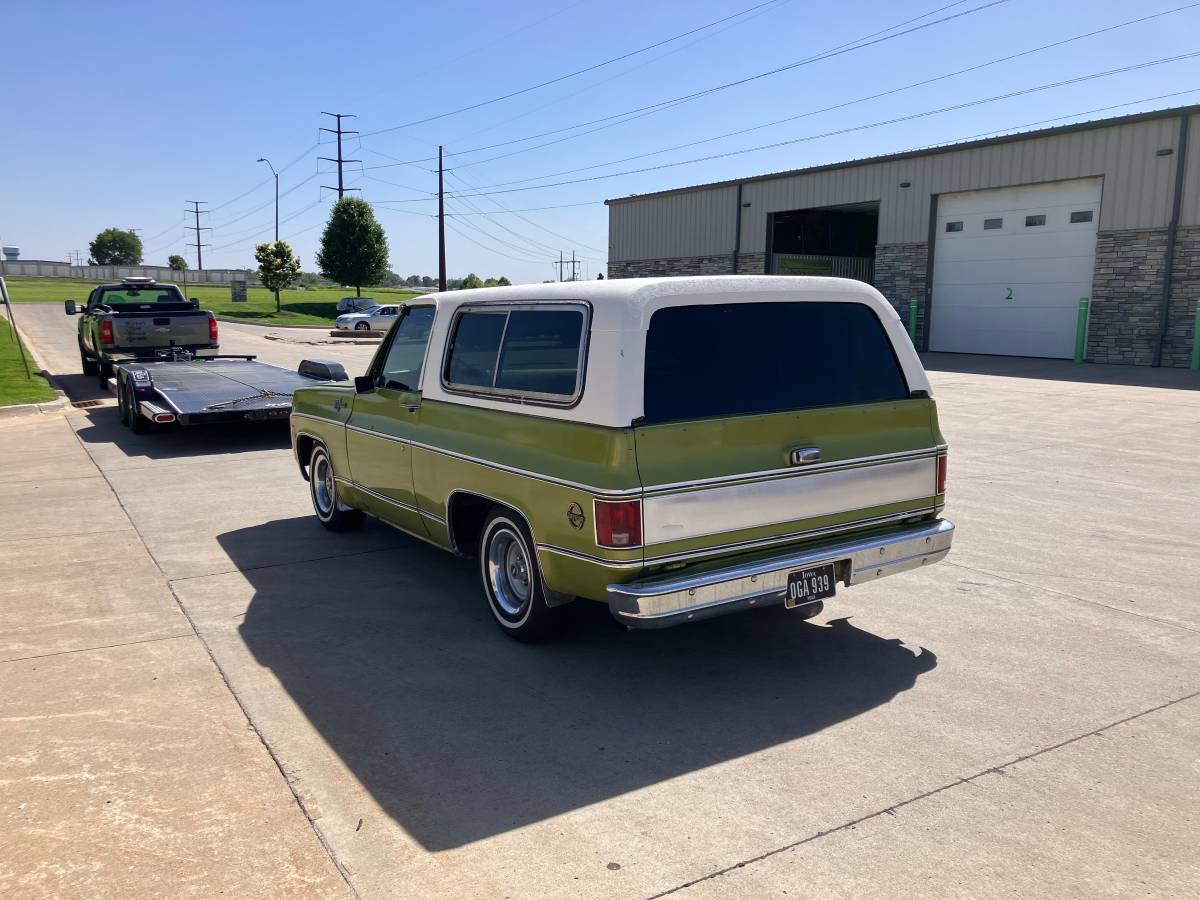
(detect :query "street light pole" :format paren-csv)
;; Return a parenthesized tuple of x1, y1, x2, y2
(257, 157, 280, 311)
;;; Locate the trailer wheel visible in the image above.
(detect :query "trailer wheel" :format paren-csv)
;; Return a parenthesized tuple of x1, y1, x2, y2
(309, 445, 364, 532)
(123, 382, 148, 434)
(117, 380, 130, 426)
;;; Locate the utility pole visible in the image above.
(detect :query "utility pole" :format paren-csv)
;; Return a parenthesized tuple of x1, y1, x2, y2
(319, 112, 360, 199)
(556, 251, 580, 282)
(185, 201, 211, 270)
(438, 145, 447, 292)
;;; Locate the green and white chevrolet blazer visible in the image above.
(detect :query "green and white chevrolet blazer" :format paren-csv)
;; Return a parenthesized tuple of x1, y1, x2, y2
(290, 275, 953, 641)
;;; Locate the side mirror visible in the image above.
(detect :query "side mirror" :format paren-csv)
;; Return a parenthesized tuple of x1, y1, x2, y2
(190, 298, 199, 309)
(64, 299, 77, 315)
(354, 375, 375, 394)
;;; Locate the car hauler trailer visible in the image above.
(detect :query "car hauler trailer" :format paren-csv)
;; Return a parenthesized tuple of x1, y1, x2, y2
(112, 350, 347, 433)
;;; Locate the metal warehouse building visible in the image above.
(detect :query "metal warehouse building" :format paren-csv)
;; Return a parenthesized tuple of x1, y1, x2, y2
(605, 106, 1200, 367)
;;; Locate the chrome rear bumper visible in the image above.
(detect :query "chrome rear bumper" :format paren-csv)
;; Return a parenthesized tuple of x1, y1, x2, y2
(607, 519, 954, 629)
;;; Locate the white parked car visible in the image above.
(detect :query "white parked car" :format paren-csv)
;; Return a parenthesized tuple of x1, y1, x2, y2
(335, 304, 401, 332)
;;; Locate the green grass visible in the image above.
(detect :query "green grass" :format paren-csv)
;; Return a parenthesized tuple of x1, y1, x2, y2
(1, 277, 420, 326)
(0, 318, 56, 406)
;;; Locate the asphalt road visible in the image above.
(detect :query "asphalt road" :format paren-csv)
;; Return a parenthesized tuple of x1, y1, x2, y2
(8, 301, 1200, 898)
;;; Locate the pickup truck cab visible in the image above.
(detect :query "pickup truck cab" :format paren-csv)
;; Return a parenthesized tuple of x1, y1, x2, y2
(65, 277, 218, 383)
(291, 276, 953, 642)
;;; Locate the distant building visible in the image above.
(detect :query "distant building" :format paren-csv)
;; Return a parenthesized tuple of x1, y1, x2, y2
(606, 105, 1200, 367)
(1, 247, 18, 262)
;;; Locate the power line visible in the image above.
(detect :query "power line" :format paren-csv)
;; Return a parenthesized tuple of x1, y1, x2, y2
(360, 0, 790, 137)
(442, 53, 1200, 199)
(362, 0, 1011, 171)
(447, 168, 604, 256)
(443, 216, 553, 266)
(320, 113, 360, 198)
(450, 8, 1200, 189)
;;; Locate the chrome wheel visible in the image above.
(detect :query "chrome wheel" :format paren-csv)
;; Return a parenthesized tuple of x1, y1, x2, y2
(312, 452, 335, 518)
(487, 526, 532, 617)
(355, 321, 370, 331)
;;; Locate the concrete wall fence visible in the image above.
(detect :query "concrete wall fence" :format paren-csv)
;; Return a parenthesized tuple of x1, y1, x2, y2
(0, 260, 255, 284)
(606, 106, 1200, 367)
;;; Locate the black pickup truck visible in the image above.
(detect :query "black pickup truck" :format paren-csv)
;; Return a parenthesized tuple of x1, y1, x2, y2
(65, 277, 218, 384)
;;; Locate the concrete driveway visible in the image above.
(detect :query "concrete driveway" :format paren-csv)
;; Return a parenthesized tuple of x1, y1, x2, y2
(4, 302, 1199, 898)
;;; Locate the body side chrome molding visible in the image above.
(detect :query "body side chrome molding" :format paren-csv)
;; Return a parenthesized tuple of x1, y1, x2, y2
(297, 412, 946, 502)
(535, 543, 646, 569)
(640, 445, 946, 496)
(335, 477, 447, 524)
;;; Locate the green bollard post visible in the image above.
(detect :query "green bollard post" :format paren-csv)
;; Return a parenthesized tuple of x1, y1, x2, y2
(1074, 297, 1089, 363)
(1192, 299, 1200, 371)
(908, 298, 918, 343)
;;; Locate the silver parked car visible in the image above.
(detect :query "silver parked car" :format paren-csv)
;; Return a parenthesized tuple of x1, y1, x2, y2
(335, 304, 401, 331)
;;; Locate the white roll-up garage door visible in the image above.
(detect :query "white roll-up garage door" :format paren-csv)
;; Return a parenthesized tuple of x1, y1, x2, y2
(929, 177, 1102, 358)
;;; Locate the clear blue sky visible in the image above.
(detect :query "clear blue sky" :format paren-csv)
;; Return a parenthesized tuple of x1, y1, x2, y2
(3, 0, 1198, 283)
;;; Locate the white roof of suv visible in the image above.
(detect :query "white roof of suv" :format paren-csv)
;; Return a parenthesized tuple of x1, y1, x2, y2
(413, 276, 930, 427)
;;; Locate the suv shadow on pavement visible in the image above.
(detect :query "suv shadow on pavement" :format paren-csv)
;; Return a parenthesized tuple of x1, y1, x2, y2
(227, 516, 938, 851)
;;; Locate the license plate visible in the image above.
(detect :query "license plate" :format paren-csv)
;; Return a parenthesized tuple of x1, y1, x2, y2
(785, 563, 836, 609)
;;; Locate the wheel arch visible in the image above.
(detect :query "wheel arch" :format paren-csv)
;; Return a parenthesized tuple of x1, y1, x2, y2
(448, 490, 574, 607)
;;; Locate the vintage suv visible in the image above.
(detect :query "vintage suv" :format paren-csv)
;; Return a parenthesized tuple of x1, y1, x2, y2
(290, 276, 953, 641)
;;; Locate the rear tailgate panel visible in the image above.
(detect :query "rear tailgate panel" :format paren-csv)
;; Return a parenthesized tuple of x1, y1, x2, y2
(634, 397, 942, 563)
(112, 311, 213, 350)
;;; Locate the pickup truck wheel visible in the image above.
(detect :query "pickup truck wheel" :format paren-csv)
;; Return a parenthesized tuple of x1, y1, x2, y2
(309, 445, 364, 532)
(98, 359, 113, 389)
(480, 511, 562, 642)
(79, 343, 99, 376)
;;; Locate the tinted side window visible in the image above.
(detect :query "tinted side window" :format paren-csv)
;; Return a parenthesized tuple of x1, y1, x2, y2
(495, 310, 583, 396)
(446, 311, 506, 387)
(643, 302, 909, 423)
(377, 306, 435, 390)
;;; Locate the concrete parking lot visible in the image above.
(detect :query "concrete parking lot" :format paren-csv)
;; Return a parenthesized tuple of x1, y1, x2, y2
(3, 301, 1198, 898)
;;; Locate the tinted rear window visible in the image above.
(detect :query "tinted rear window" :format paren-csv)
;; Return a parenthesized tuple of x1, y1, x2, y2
(643, 302, 909, 423)
(96, 286, 186, 306)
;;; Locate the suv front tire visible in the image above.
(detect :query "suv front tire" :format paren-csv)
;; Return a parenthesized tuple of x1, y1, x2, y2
(479, 510, 562, 642)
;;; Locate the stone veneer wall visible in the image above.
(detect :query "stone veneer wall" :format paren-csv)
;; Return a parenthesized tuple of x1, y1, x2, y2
(608, 254, 734, 279)
(1087, 226, 1200, 367)
(872, 242, 930, 347)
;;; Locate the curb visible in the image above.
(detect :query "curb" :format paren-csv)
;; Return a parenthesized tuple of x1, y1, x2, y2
(216, 317, 333, 330)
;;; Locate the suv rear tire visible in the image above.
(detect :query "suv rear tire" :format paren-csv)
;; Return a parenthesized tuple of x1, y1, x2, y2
(309, 444, 364, 532)
(479, 510, 563, 642)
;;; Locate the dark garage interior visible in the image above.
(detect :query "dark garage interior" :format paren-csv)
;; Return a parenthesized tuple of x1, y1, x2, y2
(769, 201, 879, 282)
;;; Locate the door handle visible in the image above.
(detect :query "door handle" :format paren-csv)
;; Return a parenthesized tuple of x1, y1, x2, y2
(790, 447, 821, 465)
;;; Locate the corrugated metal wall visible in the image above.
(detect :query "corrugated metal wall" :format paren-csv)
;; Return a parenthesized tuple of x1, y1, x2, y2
(609, 112, 1198, 262)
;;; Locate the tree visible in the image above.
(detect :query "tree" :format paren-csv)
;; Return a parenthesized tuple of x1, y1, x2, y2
(597, 272, 605, 280)
(254, 240, 302, 312)
(406, 275, 421, 287)
(483, 277, 498, 288)
(497, 276, 511, 286)
(168, 254, 187, 271)
(460, 273, 484, 290)
(88, 228, 143, 265)
(421, 275, 435, 288)
(315, 197, 390, 297)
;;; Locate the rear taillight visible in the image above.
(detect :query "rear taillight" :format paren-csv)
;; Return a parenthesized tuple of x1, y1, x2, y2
(936, 453, 948, 494)
(595, 499, 642, 548)
(99, 321, 114, 345)
(209, 317, 219, 342)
